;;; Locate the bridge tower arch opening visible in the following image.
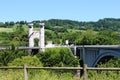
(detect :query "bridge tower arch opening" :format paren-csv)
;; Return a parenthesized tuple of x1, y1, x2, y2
(34, 38, 39, 47)
(28, 23, 45, 54)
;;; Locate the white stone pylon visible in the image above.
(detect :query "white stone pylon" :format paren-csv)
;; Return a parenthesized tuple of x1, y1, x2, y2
(39, 23, 45, 51)
(28, 23, 34, 55)
(28, 23, 45, 54)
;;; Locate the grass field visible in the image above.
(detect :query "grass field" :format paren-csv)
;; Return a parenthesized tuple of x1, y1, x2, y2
(0, 27, 52, 32)
(0, 27, 84, 33)
(0, 28, 13, 32)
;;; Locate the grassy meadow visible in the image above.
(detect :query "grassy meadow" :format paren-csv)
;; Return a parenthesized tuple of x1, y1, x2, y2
(0, 69, 74, 80)
(0, 28, 13, 32)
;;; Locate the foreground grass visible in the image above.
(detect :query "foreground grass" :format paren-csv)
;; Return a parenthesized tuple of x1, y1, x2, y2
(0, 70, 74, 80)
(88, 70, 120, 80)
(1, 69, 120, 80)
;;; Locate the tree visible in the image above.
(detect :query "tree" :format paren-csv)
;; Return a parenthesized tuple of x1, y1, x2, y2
(0, 45, 28, 66)
(9, 21, 15, 26)
(79, 29, 97, 45)
(0, 22, 5, 27)
(36, 48, 79, 67)
(8, 56, 42, 67)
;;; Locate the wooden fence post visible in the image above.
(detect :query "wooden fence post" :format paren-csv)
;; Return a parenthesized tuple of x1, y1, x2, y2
(83, 64, 88, 80)
(73, 65, 80, 80)
(24, 64, 28, 80)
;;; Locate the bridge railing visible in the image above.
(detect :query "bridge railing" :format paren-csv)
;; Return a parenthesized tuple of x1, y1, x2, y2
(0, 64, 120, 80)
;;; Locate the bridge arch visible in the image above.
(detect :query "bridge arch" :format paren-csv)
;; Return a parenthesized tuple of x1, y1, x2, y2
(92, 50, 120, 67)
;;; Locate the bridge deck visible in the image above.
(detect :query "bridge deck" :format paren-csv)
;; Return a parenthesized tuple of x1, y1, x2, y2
(0, 45, 120, 50)
(76, 45, 120, 49)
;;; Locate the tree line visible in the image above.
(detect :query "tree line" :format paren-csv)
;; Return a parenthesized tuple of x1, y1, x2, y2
(1, 18, 120, 31)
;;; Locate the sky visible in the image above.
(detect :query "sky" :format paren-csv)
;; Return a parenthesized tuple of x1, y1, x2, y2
(0, 0, 120, 22)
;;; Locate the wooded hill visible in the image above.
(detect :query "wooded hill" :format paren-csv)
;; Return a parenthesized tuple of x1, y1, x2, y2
(1, 18, 120, 31)
(42, 18, 120, 31)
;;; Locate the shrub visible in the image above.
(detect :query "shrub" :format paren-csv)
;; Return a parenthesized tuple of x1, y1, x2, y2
(0, 49, 28, 66)
(36, 48, 79, 67)
(8, 55, 43, 67)
(88, 58, 120, 80)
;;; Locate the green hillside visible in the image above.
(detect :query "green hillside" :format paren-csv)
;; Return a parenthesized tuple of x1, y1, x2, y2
(1, 18, 120, 46)
(1, 18, 120, 32)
